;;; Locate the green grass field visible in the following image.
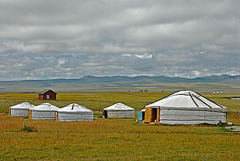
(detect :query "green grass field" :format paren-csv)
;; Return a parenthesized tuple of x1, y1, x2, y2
(0, 92, 240, 160)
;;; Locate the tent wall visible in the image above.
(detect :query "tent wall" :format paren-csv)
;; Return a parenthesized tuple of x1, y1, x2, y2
(159, 109, 226, 125)
(30, 110, 56, 120)
(106, 110, 134, 118)
(57, 112, 93, 121)
(10, 109, 29, 117)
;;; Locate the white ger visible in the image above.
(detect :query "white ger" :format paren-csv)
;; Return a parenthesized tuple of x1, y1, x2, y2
(9, 102, 35, 117)
(57, 103, 93, 121)
(145, 90, 227, 125)
(29, 103, 60, 120)
(103, 103, 135, 118)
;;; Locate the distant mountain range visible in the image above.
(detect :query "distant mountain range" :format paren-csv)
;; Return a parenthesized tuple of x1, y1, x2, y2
(0, 74, 240, 93)
(77, 74, 240, 84)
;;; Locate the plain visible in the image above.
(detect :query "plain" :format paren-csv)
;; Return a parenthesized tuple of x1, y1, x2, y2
(0, 92, 240, 160)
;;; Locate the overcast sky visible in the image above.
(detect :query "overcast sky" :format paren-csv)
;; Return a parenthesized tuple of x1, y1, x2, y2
(0, 0, 239, 80)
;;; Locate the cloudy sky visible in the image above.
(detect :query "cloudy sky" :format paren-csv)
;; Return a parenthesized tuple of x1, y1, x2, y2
(0, 0, 239, 80)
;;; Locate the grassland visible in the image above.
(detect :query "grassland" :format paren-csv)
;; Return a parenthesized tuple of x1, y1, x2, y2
(0, 92, 170, 113)
(0, 92, 240, 160)
(1, 82, 240, 94)
(0, 91, 239, 112)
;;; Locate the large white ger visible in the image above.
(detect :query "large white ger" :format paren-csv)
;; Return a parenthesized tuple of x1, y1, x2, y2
(103, 103, 135, 118)
(29, 103, 60, 120)
(145, 91, 227, 125)
(57, 103, 93, 121)
(9, 102, 35, 117)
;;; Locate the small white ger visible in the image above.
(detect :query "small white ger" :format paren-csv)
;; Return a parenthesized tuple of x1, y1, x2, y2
(29, 103, 60, 120)
(57, 103, 93, 121)
(103, 103, 135, 118)
(9, 102, 35, 117)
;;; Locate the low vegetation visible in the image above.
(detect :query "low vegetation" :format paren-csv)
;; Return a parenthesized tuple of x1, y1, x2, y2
(0, 91, 240, 112)
(21, 125, 38, 133)
(0, 92, 240, 160)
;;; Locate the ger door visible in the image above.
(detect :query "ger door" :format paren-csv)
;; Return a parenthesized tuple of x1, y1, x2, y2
(103, 110, 108, 118)
(150, 107, 160, 124)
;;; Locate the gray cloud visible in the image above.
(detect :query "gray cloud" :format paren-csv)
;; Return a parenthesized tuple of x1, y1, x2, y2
(0, 0, 240, 80)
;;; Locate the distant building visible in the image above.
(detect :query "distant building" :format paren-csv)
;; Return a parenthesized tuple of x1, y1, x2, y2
(139, 90, 148, 92)
(213, 91, 223, 94)
(129, 89, 148, 92)
(38, 89, 57, 100)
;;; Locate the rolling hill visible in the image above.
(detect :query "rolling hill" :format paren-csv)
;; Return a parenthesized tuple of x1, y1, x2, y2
(0, 75, 239, 93)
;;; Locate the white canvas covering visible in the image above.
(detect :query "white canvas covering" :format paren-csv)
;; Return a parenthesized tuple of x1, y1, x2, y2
(29, 103, 60, 120)
(57, 103, 93, 121)
(103, 103, 134, 118)
(9, 102, 35, 117)
(145, 91, 227, 125)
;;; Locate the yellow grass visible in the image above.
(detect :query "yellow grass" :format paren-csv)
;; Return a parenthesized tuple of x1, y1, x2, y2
(1, 91, 239, 112)
(0, 92, 169, 113)
(0, 113, 240, 160)
(0, 92, 240, 160)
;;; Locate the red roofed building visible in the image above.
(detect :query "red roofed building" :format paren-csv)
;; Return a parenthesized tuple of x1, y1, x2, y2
(38, 89, 57, 100)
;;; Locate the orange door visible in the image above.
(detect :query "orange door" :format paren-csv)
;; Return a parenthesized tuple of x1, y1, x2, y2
(144, 108, 152, 122)
(156, 107, 160, 124)
(28, 110, 32, 119)
(55, 112, 58, 120)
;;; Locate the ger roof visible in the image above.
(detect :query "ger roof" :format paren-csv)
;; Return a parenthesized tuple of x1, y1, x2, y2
(145, 90, 226, 110)
(141, 109, 145, 112)
(104, 103, 134, 111)
(58, 103, 92, 112)
(10, 102, 35, 110)
(30, 103, 60, 111)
